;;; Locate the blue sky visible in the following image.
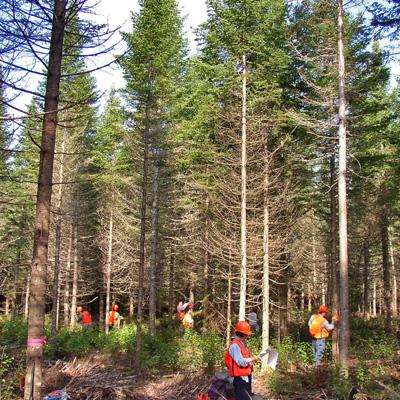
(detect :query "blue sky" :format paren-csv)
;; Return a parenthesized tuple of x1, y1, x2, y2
(92, 0, 208, 96)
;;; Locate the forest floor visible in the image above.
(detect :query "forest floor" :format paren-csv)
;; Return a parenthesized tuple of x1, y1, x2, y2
(3, 348, 400, 399)
(39, 352, 380, 400)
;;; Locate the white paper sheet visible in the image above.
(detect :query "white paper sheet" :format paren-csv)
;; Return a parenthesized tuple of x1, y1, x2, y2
(258, 348, 278, 370)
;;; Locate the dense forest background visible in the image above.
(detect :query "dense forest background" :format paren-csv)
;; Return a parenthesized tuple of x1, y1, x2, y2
(0, 0, 399, 399)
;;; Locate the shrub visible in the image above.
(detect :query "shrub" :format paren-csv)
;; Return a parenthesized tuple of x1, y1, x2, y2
(327, 364, 352, 400)
(177, 330, 203, 371)
(352, 333, 397, 360)
(106, 324, 136, 354)
(0, 317, 28, 345)
(355, 360, 371, 390)
(141, 329, 180, 372)
(0, 346, 23, 400)
(44, 328, 106, 359)
(271, 336, 313, 369)
(199, 331, 225, 373)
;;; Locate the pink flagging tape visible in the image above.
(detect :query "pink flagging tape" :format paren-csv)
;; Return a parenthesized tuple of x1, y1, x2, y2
(27, 336, 47, 348)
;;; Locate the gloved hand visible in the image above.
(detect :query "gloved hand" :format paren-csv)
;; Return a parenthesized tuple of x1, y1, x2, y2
(332, 313, 340, 322)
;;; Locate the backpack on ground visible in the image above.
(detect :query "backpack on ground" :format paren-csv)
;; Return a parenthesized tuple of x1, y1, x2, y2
(207, 371, 234, 400)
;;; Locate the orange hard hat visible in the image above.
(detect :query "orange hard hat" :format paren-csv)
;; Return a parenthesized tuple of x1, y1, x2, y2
(318, 305, 328, 313)
(76, 306, 83, 312)
(113, 304, 119, 311)
(235, 321, 252, 336)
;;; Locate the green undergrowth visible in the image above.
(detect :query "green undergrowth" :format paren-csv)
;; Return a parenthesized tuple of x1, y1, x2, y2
(1, 316, 400, 398)
(266, 317, 400, 399)
(0, 317, 226, 374)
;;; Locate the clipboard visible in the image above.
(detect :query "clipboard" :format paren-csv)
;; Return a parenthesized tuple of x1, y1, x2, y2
(258, 348, 279, 370)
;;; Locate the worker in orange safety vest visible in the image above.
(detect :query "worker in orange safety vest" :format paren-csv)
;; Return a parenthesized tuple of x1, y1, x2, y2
(182, 303, 194, 332)
(308, 305, 339, 365)
(108, 304, 121, 330)
(224, 321, 259, 400)
(176, 301, 187, 321)
(77, 306, 92, 329)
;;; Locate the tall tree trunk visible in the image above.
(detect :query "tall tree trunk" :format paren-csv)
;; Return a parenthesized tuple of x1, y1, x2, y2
(135, 101, 150, 370)
(168, 253, 174, 321)
(261, 149, 270, 370)
(239, 53, 248, 321)
(51, 134, 65, 336)
(63, 230, 72, 326)
(389, 231, 398, 318)
(12, 244, 21, 318)
(329, 132, 339, 360)
(337, 0, 350, 373)
(5, 297, 10, 316)
(129, 293, 134, 320)
(373, 279, 377, 317)
(381, 208, 391, 333)
(226, 259, 232, 347)
(149, 145, 160, 336)
(203, 197, 210, 326)
(70, 220, 78, 327)
(24, 273, 30, 320)
(312, 221, 317, 304)
(189, 276, 195, 305)
(105, 206, 114, 334)
(99, 291, 105, 327)
(156, 250, 164, 317)
(363, 237, 370, 318)
(24, 2, 66, 398)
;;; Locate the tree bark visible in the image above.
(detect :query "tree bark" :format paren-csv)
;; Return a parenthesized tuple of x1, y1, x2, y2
(129, 293, 134, 320)
(156, 250, 164, 317)
(337, 0, 350, 373)
(381, 208, 392, 333)
(226, 260, 232, 348)
(24, 273, 30, 320)
(389, 231, 398, 318)
(149, 144, 160, 336)
(363, 238, 370, 318)
(105, 206, 114, 334)
(239, 53, 248, 321)
(168, 253, 174, 321)
(51, 133, 65, 336)
(261, 149, 270, 371)
(63, 229, 72, 326)
(12, 243, 21, 318)
(329, 151, 339, 360)
(203, 197, 210, 326)
(5, 297, 10, 316)
(135, 100, 150, 370)
(70, 219, 78, 327)
(24, 2, 66, 398)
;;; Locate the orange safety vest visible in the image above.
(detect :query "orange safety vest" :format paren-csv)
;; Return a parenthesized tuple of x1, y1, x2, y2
(309, 314, 329, 339)
(108, 311, 119, 325)
(224, 338, 253, 377)
(177, 311, 185, 320)
(182, 313, 193, 328)
(81, 311, 92, 324)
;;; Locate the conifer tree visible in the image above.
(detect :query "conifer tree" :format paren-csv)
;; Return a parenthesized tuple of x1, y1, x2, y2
(120, 0, 187, 366)
(197, 0, 295, 359)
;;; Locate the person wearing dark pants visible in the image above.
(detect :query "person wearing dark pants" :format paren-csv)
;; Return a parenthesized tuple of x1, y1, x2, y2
(224, 321, 259, 400)
(233, 374, 252, 400)
(308, 305, 339, 366)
